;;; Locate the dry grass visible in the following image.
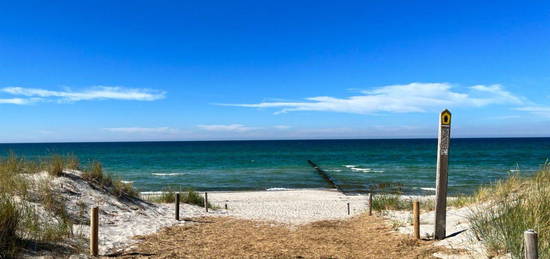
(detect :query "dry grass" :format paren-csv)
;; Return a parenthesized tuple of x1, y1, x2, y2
(118, 214, 462, 258)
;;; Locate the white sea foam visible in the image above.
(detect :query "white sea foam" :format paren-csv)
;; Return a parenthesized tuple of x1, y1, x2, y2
(351, 168, 372, 172)
(420, 187, 436, 191)
(372, 170, 385, 173)
(152, 173, 185, 176)
(343, 165, 357, 168)
(266, 187, 292, 191)
(120, 180, 133, 184)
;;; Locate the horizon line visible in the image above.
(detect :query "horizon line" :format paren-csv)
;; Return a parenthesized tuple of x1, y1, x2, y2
(1, 136, 550, 145)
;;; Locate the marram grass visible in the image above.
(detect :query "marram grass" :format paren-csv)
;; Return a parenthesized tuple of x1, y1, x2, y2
(467, 164, 550, 258)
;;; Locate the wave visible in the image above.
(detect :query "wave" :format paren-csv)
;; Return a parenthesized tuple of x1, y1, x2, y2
(351, 168, 372, 172)
(152, 173, 185, 176)
(420, 187, 436, 191)
(343, 165, 357, 168)
(266, 187, 292, 191)
(120, 180, 134, 184)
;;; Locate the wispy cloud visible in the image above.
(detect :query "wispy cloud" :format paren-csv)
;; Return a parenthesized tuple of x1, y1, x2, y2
(221, 82, 524, 114)
(515, 106, 550, 118)
(197, 124, 258, 132)
(1, 86, 165, 104)
(0, 98, 39, 105)
(104, 127, 178, 134)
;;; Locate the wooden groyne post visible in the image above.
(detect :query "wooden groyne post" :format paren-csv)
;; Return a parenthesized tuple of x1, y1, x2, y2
(413, 201, 420, 239)
(90, 206, 99, 256)
(435, 109, 451, 240)
(524, 229, 538, 259)
(175, 193, 180, 220)
(307, 160, 342, 192)
(347, 202, 350, 215)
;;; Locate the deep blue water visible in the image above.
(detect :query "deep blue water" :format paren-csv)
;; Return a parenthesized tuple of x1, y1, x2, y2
(1, 138, 549, 195)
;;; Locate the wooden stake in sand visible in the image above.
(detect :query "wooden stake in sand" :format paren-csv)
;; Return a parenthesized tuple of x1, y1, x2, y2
(524, 229, 539, 259)
(347, 202, 350, 215)
(204, 192, 209, 212)
(175, 193, 180, 221)
(413, 201, 420, 239)
(435, 109, 451, 240)
(368, 193, 373, 216)
(225, 203, 228, 210)
(90, 206, 99, 256)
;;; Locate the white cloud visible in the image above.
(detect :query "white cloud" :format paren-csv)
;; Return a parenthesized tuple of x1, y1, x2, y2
(104, 127, 179, 134)
(273, 125, 291, 129)
(223, 82, 523, 114)
(0, 98, 39, 105)
(197, 124, 258, 132)
(515, 106, 550, 118)
(1, 86, 165, 103)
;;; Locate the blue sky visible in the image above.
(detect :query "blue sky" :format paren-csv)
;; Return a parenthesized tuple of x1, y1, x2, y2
(1, 1, 549, 142)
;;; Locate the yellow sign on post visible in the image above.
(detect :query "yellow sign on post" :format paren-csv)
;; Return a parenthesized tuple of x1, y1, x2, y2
(441, 109, 451, 126)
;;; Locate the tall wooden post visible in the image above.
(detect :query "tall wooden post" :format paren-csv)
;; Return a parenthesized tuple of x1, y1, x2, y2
(524, 229, 539, 259)
(175, 193, 180, 220)
(434, 109, 451, 240)
(90, 207, 99, 256)
(413, 201, 420, 239)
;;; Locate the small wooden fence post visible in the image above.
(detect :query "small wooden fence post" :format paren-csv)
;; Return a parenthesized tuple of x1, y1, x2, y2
(368, 193, 373, 216)
(90, 206, 99, 256)
(175, 193, 180, 220)
(347, 202, 350, 215)
(524, 229, 538, 259)
(204, 192, 209, 212)
(413, 201, 420, 239)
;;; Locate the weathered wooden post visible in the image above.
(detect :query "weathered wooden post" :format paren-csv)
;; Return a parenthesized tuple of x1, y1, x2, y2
(225, 203, 228, 210)
(524, 229, 538, 259)
(175, 193, 180, 220)
(368, 193, 373, 216)
(413, 200, 420, 239)
(347, 202, 350, 215)
(204, 192, 208, 212)
(434, 109, 451, 240)
(90, 206, 99, 256)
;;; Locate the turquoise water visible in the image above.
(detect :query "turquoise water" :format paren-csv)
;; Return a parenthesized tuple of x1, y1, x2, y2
(1, 138, 549, 195)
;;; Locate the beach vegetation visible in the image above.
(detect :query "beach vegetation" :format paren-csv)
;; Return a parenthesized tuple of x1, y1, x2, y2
(145, 188, 213, 208)
(82, 160, 139, 198)
(466, 165, 550, 258)
(0, 153, 77, 258)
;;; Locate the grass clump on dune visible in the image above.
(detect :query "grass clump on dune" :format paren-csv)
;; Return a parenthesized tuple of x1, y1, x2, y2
(468, 163, 550, 258)
(0, 195, 20, 258)
(82, 161, 139, 198)
(144, 188, 214, 208)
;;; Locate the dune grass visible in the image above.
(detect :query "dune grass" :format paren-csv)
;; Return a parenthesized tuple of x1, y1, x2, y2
(0, 152, 137, 257)
(466, 164, 550, 258)
(82, 161, 139, 198)
(0, 153, 78, 257)
(143, 188, 214, 208)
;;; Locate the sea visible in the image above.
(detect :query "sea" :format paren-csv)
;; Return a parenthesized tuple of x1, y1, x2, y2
(1, 138, 549, 195)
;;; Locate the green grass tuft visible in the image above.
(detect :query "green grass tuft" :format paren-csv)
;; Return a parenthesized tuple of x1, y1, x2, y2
(467, 163, 550, 258)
